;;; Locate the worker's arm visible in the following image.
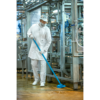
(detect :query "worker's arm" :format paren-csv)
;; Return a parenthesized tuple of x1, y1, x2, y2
(44, 28, 52, 52)
(27, 25, 35, 39)
(27, 25, 36, 38)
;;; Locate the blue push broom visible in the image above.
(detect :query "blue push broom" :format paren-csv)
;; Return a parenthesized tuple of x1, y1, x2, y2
(33, 39, 66, 88)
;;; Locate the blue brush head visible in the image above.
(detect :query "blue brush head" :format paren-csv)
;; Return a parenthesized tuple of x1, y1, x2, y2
(57, 84, 66, 88)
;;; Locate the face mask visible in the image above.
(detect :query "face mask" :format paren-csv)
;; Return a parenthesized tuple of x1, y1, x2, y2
(40, 22, 45, 27)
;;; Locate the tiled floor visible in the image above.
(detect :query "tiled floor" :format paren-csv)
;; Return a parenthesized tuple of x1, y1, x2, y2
(17, 74, 83, 100)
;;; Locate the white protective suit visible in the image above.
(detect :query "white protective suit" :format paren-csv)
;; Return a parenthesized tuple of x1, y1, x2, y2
(27, 23, 51, 84)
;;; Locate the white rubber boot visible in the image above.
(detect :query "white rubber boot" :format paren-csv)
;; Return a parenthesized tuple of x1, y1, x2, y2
(40, 83, 45, 87)
(32, 80, 39, 85)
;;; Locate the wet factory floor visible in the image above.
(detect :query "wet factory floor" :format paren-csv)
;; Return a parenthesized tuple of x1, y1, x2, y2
(17, 73, 83, 100)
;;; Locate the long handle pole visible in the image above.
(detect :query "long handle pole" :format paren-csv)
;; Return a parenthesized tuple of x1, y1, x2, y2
(33, 39, 61, 84)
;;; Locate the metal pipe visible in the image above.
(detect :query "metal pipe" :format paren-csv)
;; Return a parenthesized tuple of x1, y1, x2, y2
(23, 0, 26, 8)
(26, 1, 47, 11)
(57, 2, 59, 24)
(60, 0, 69, 76)
(22, 60, 24, 78)
(21, 18, 23, 39)
(71, 0, 80, 89)
(47, 3, 52, 82)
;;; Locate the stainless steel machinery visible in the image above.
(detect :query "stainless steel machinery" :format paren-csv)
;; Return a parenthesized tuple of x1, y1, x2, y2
(17, 0, 83, 89)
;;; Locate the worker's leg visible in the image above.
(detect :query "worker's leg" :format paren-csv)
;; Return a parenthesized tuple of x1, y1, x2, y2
(40, 60, 46, 85)
(31, 59, 39, 82)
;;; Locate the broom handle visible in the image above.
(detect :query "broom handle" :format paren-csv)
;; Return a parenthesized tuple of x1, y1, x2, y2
(33, 39, 61, 84)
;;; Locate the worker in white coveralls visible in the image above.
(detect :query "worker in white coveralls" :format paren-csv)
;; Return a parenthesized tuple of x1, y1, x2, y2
(27, 15, 51, 86)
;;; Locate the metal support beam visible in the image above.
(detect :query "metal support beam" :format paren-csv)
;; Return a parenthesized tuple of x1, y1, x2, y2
(70, 64, 73, 79)
(26, 12, 31, 73)
(60, 0, 65, 77)
(46, 74, 73, 81)
(57, 2, 59, 24)
(47, 3, 52, 82)
(23, 0, 26, 8)
(17, 9, 25, 11)
(79, 6, 81, 18)
(26, 56, 28, 78)
(21, 18, 23, 38)
(79, 64, 82, 80)
(22, 60, 25, 78)
(60, 0, 69, 77)
(64, 3, 83, 6)
(26, 1, 47, 12)
(71, 0, 79, 90)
